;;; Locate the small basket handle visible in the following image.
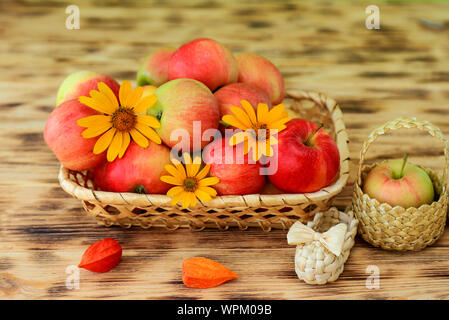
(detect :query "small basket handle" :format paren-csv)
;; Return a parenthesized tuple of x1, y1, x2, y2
(357, 117, 449, 189)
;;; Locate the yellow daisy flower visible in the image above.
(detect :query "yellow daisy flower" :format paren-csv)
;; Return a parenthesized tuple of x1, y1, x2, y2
(222, 100, 290, 161)
(77, 80, 161, 162)
(161, 153, 219, 209)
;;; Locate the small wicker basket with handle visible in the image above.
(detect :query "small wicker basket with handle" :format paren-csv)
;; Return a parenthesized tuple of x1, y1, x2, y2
(352, 117, 448, 251)
(58, 91, 350, 231)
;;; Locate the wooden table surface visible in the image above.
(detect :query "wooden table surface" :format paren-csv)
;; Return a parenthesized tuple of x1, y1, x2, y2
(1, 0, 449, 300)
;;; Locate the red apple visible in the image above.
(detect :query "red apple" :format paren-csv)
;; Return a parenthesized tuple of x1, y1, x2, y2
(268, 119, 340, 193)
(168, 38, 238, 91)
(147, 79, 220, 151)
(91, 162, 108, 191)
(203, 138, 265, 195)
(363, 154, 434, 208)
(137, 47, 176, 87)
(44, 99, 106, 171)
(56, 70, 120, 106)
(102, 141, 171, 194)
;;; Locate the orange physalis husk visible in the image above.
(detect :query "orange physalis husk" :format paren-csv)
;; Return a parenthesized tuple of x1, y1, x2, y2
(182, 257, 238, 289)
(78, 238, 122, 273)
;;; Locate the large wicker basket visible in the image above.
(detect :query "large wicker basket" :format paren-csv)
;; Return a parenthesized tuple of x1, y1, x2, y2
(58, 91, 350, 231)
(352, 117, 448, 251)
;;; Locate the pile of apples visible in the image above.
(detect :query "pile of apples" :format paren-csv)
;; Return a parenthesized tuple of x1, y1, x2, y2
(44, 38, 340, 196)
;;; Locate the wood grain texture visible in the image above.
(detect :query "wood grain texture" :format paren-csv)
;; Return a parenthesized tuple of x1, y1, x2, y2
(1, 0, 449, 299)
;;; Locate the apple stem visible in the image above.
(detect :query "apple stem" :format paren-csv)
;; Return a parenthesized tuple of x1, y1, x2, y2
(304, 123, 324, 146)
(398, 153, 409, 179)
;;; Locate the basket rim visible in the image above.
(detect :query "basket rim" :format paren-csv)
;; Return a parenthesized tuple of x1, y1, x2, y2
(354, 163, 447, 214)
(58, 90, 350, 208)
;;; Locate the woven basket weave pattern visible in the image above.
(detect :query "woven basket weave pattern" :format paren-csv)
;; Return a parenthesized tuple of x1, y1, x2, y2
(59, 91, 350, 231)
(294, 207, 358, 285)
(352, 117, 448, 251)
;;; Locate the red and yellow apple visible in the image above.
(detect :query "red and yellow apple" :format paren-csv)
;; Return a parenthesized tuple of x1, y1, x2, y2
(44, 99, 107, 171)
(214, 82, 272, 118)
(137, 47, 176, 87)
(363, 155, 434, 208)
(168, 38, 238, 91)
(236, 52, 285, 105)
(101, 141, 171, 194)
(203, 138, 265, 195)
(147, 79, 220, 151)
(268, 119, 340, 193)
(56, 70, 120, 106)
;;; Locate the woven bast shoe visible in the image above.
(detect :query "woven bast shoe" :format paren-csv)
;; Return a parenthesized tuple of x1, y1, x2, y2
(287, 207, 358, 285)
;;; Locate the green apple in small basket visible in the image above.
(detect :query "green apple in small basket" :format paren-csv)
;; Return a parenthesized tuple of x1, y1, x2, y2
(363, 154, 434, 208)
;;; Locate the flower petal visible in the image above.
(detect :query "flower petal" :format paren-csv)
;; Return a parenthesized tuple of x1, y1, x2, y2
(118, 132, 131, 158)
(181, 192, 192, 209)
(133, 94, 157, 113)
(107, 131, 123, 162)
(240, 100, 257, 125)
(164, 164, 185, 181)
(267, 103, 287, 123)
(171, 158, 187, 179)
(256, 103, 270, 124)
(79, 96, 113, 115)
(124, 86, 143, 108)
(229, 131, 251, 146)
(77, 115, 111, 128)
(189, 156, 202, 177)
(196, 164, 211, 180)
(195, 188, 212, 202)
(93, 128, 116, 154)
(119, 80, 132, 106)
(229, 106, 253, 128)
(82, 123, 112, 138)
(90, 89, 116, 114)
(135, 122, 161, 144)
(97, 82, 119, 110)
(161, 175, 183, 186)
(170, 191, 186, 206)
(167, 186, 184, 197)
(137, 114, 160, 128)
(181, 192, 197, 209)
(183, 153, 192, 165)
(198, 186, 217, 197)
(189, 192, 198, 208)
(269, 136, 278, 145)
(198, 177, 220, 187)
(269, 117, 290, 131)
(251, 143, 261, 162)
(222, 115, 249, 131)
(130, 128, 149, 148)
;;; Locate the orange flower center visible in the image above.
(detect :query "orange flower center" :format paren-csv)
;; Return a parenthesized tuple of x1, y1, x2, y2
(112, 107, 136, 132)
(184, 178, 198, 192)
(252, 123, 270, 141)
